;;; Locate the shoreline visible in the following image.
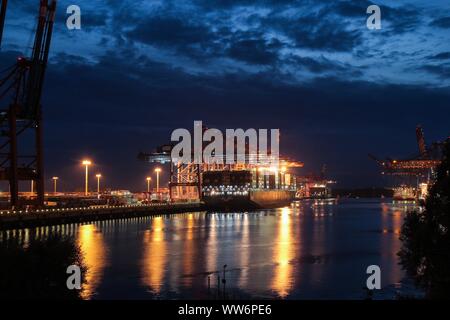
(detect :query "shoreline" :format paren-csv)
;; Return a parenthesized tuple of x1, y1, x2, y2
(0, 202, 204, 230)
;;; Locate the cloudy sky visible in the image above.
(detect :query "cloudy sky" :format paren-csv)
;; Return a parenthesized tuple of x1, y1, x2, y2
(1, 0, 449, 190)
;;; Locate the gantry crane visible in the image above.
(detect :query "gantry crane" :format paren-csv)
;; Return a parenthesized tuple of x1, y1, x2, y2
(0, 0, 7, 49)
(0, 0, 57, 208)
(369, 125, 444, 177)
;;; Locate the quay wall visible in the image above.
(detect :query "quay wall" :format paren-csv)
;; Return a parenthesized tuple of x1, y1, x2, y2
(0, 202, 204, 230)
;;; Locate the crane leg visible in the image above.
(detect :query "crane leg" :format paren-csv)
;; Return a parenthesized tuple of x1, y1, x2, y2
(0, 0, 7, 49)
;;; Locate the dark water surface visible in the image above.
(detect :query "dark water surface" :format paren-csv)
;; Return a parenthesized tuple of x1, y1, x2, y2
(1, 199, 421, 300)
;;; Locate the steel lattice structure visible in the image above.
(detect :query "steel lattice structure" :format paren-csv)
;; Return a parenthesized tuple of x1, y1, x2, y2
(0, 1, 56, 208)
(369, 126, 445, 178)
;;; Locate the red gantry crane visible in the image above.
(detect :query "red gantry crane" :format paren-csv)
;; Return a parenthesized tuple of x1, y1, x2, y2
(0, 0, 57, 208)
(369, 125, 444, 177)
(0, 0, 7, 49)
(369, 126, 447, 201)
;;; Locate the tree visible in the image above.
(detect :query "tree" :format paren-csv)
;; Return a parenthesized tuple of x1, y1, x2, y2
(399, 139, 450, 299)
(0, 233, 87, 299)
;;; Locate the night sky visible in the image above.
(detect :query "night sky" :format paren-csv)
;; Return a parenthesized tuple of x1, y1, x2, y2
(1, 0, 449, 191)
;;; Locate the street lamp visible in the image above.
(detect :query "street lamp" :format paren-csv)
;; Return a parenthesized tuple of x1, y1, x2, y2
(146, 177, 152, 193)
(154, 168, 161, 193)
(82, 160, 92, 195)
(96, 174, 102, 194)
(52, 176, 59, 194)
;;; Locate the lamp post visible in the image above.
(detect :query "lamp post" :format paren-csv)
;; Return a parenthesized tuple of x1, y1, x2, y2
(96, 174, 102, 194)
(82, 160, 91, 195)
(155, 168, 161, 193)
(52, 176, 59, 194)
(146, 177, 152, 193)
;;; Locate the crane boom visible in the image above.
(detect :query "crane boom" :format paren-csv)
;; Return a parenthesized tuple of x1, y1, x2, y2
(23, 0, 56, 119)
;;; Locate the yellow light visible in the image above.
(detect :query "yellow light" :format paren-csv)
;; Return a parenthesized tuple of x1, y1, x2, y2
(146, 177, 152, 181)
(82, 160, 92, 195)
(52, 176, 59, 180)
(154, 168, 161, 193)
(96, 174, 102, 178)
(281, 166, 287, 173)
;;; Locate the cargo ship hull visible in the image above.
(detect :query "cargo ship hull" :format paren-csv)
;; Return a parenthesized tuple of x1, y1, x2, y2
(203, 190, 295, 211)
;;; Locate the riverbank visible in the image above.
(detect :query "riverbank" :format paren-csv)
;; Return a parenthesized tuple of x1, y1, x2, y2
(0, 202, 204, 230)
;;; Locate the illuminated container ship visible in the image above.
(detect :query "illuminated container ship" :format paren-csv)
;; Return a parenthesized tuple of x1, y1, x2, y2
(202, 168, 297, 210)
(295, 165, 336, 200)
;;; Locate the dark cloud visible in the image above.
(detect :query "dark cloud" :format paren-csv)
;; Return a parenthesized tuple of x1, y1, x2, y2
(227, 38, 281, 65)
(286, 55, 363, 77)
(193, 0, 295, 10)
(430, 17, 450, 29)
(292, 19, 362, 52)
(127, 16, 212, 47)
(261, 12, 363, 52)
(429, 52, 450, 60)
(422, 64, 450, 79)
(382, 5, 422, 34)
(80, 11, 109, 29)
(332, 1, 371, 18)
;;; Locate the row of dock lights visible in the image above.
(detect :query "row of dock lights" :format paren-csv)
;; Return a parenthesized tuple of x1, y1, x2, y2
(49, 160, 160, 195)
(0, 201, 180, 216)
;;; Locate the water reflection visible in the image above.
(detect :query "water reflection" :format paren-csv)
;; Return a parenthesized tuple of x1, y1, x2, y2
(0, 199, 416, 300)
(77, 224, 107, 300)
(206, 215, 218, 275)
(238, 214, 250, 289)
(142, 217, 167, 295)
(182, 214, 195, 287)
(271, 207, 295, 298)
(380, 202, 406, 289)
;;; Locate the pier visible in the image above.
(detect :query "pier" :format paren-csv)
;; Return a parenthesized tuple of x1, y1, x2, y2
(0, 202, 204, 230)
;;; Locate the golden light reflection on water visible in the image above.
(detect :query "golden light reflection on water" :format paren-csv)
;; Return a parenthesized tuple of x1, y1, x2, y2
(182, 214, 195, 286)
(78, 224, 107, 300)
(238, 214, 250, 288)
(206, 215, 218, 274)
(142, 217, 167, 294)
(380, 203, 405, 285)
(271, 207, 295, 298)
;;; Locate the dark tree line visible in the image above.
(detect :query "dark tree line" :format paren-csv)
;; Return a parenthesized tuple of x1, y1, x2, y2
(0, 233, 86, 299)
(399, 140, 450, 299)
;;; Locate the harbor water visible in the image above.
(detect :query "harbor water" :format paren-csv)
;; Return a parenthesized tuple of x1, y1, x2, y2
(0, 199, 421, 300)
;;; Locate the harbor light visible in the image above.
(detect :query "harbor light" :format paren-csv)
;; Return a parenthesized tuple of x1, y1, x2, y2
(52, 176, 59, 193)
(155, 168, 162, 192)
(146, 177, 152, 193)
(96, 174, 102, 194)
(82, 160, 92, 195)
